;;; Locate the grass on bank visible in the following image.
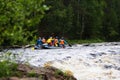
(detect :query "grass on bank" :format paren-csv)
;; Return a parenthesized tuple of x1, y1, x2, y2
(67, 39, 104, 45)
(0, 61, 19, 77)
(0, 61, 75, 80)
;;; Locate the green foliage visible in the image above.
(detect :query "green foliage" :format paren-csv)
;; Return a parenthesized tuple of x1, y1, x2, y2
(55, 69, 64, 77)
(0, 61, 18, 77)
(102, 1, 119, 41)
(54, 69, 74, 80)
(0, 0, 48, 46)
(39, 0, 74, 36)
(27, 71, 44, 79)
(39, 0, 120, 41)
(1, 0, 120, 45)
(67, 39, 103, 44)
(27, 70, 38, 77)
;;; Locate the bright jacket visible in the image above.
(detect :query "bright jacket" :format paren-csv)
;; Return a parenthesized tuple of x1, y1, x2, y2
(47, 38, 53, 43)
(60, 39, 64, 45)
(37, 39, 42, 45)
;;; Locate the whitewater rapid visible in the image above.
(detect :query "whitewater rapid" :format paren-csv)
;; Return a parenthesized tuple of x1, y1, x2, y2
(1, 42, 120, 80)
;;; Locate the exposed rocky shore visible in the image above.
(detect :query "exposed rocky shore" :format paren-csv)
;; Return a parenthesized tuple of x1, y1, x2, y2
(0, 64, 76, 80)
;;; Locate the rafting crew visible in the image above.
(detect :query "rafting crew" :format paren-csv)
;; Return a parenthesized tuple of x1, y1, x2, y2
(35, 36, 69, 49)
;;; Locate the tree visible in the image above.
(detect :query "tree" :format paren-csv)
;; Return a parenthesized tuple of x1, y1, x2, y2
(39, 0, 120, 41)
(102, 0, 119, 41)
(68, 0, 105, 39)
(39, 0, 73, 37)
(0, 0, 48, 46)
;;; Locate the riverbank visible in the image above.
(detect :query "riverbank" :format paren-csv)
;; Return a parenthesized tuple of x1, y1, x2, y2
(0, 62, 76, 80)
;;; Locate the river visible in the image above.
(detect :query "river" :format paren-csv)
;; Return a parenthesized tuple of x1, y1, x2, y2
(0, 42, 120, 80)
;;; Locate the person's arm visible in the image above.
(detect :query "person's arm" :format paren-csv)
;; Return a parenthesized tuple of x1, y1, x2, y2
(64, 40, 68, 45)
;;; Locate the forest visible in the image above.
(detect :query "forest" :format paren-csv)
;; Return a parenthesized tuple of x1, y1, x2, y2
(0, 0, 120, 46)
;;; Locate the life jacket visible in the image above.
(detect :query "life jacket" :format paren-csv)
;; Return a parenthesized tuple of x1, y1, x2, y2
(47, 38, 52, 43)
(60, 40, 64, 45)
(37, 39, 42, 45)
(54, 39, 58, 44)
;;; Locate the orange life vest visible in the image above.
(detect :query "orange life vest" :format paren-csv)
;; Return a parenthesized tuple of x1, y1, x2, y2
(60, 40, 64, 45)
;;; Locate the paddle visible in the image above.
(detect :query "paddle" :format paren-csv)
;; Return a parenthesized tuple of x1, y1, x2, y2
(68, 44, 72, 47)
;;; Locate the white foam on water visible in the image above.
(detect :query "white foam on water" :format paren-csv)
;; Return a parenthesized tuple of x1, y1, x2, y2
(3, 43, 120, 80)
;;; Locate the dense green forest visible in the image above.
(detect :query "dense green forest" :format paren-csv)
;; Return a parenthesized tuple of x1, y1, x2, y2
(0, 0, 120, 46)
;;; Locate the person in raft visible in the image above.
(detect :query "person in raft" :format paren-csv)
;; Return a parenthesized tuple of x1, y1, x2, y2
(59, 37, 68, 48)
(46, 37, 53, 46)
(35, 37, 43, 48)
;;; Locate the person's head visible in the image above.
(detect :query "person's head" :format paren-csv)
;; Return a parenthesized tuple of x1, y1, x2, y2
(61, 37, 64, 39)
(49, 36, 52, 39)
(42, 37, 45, 39)
(55, 36, 58, 39)
(38, 37, 41, 40)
